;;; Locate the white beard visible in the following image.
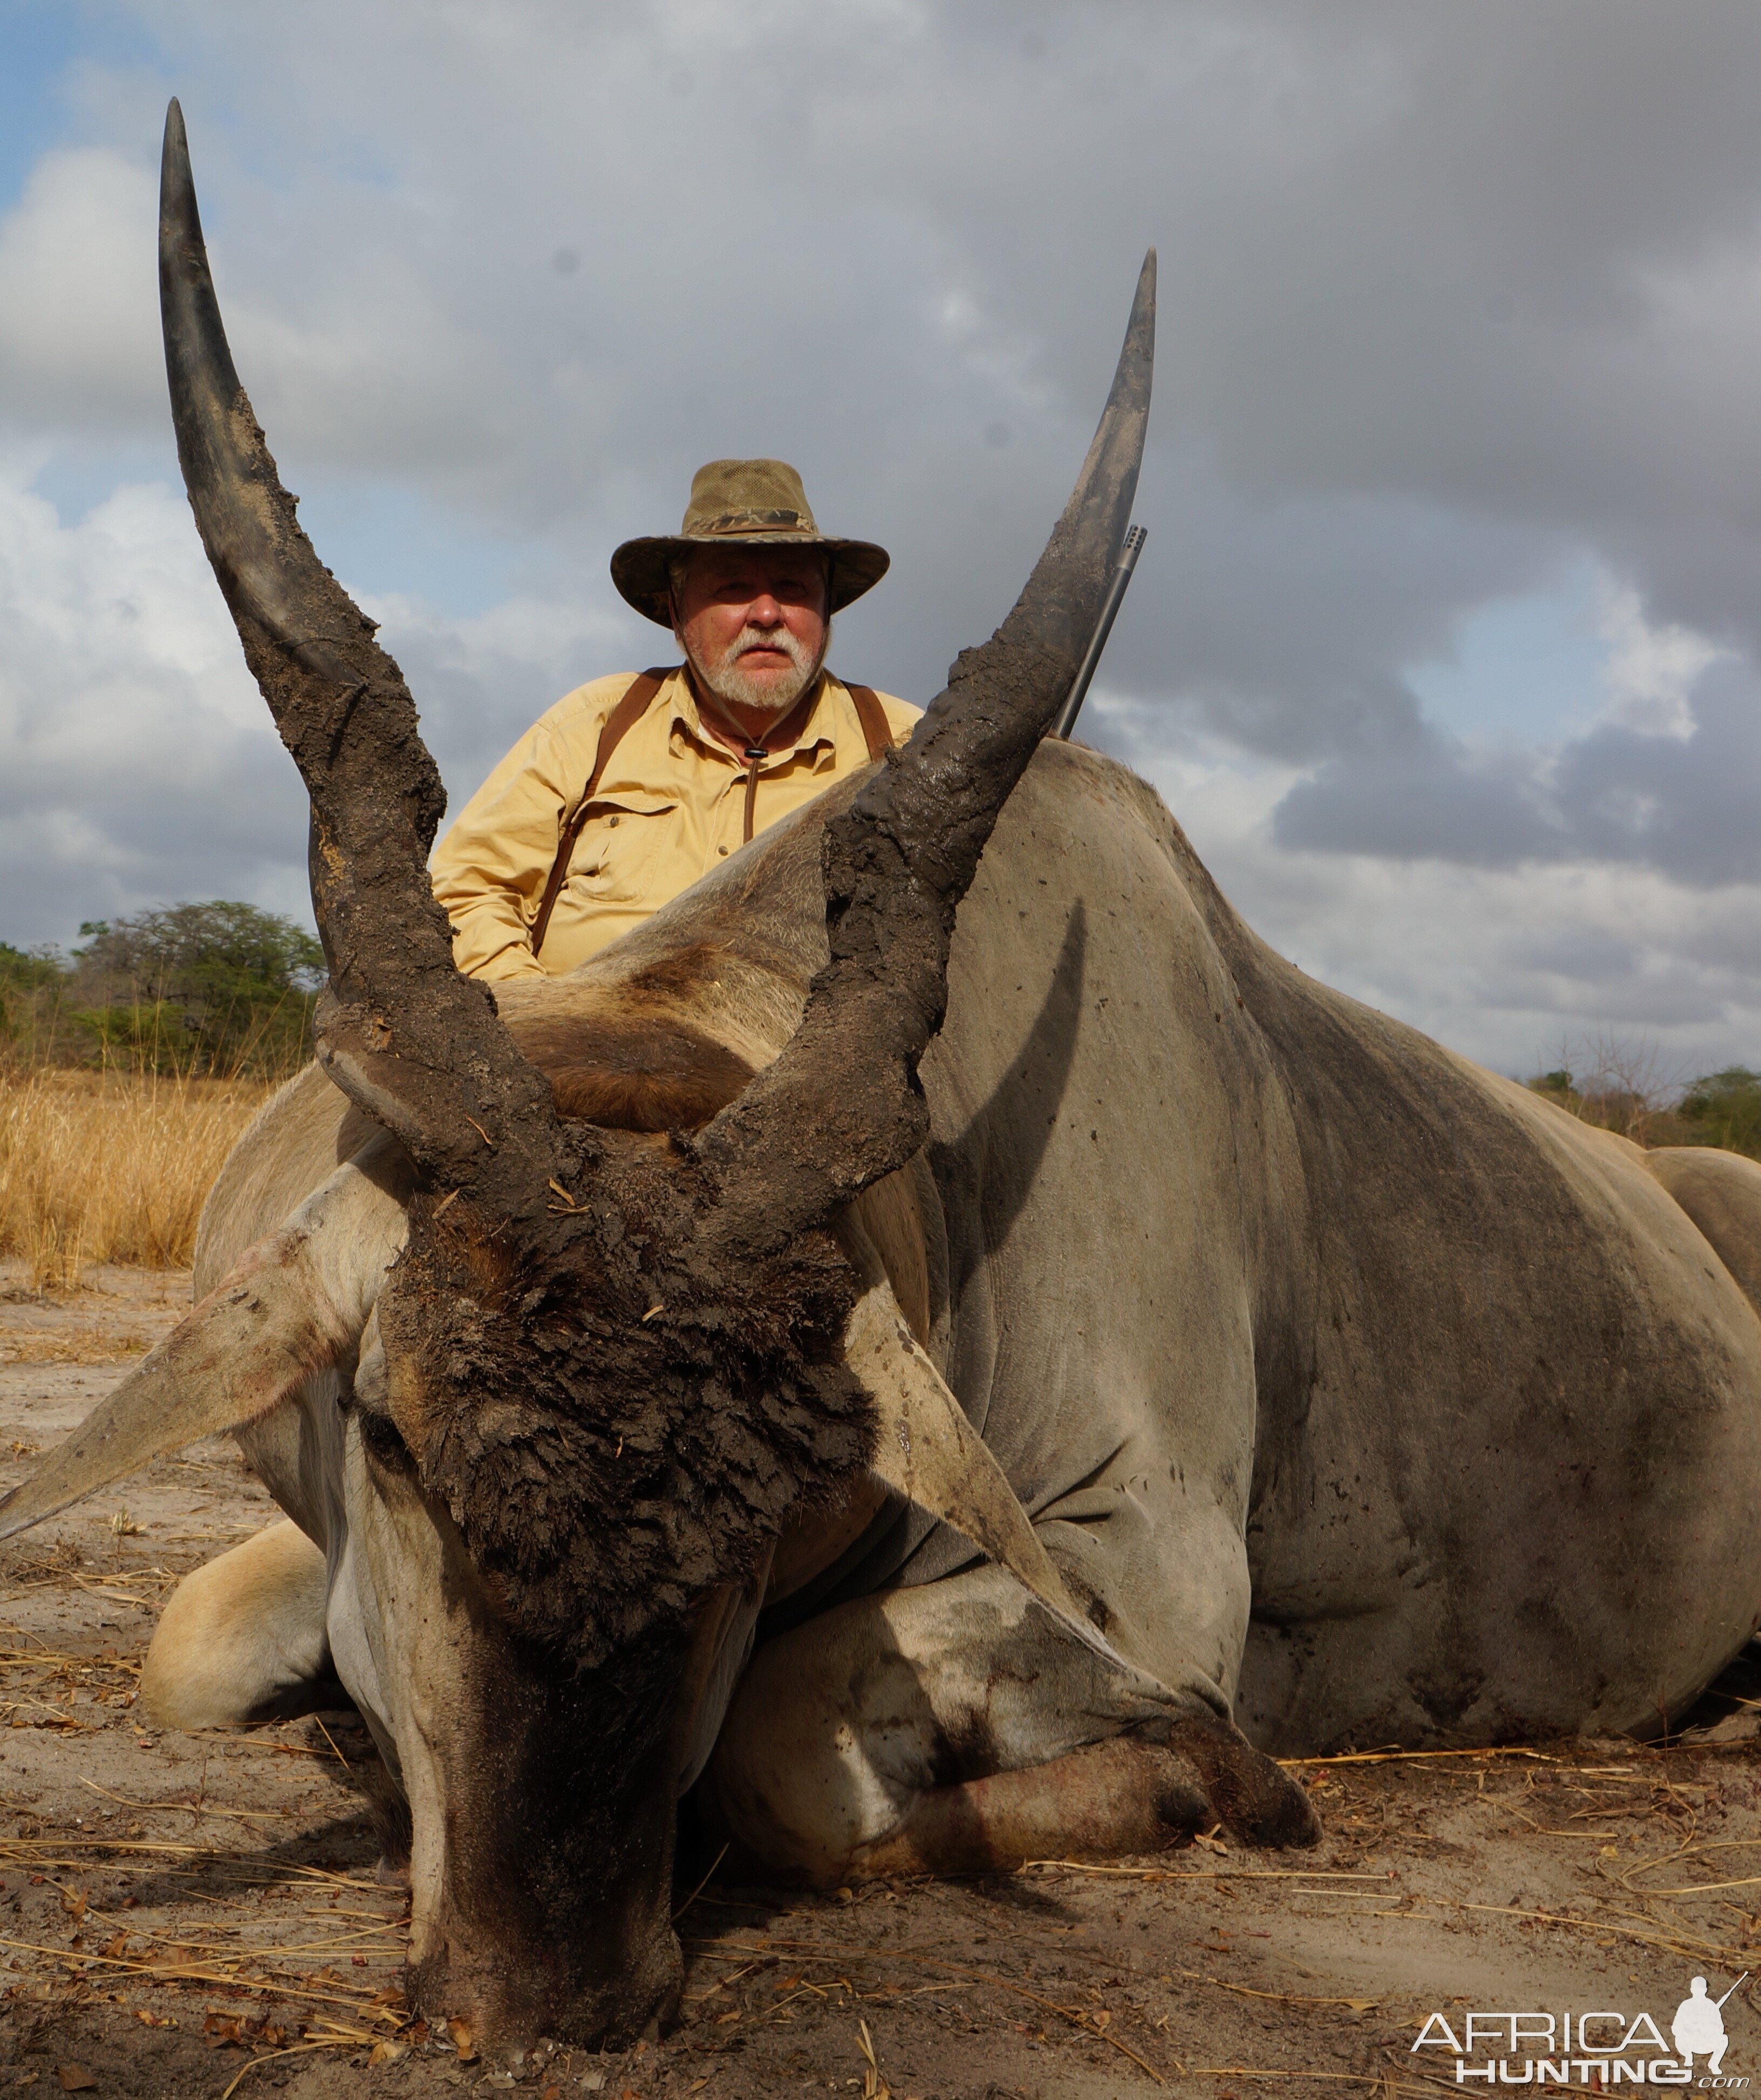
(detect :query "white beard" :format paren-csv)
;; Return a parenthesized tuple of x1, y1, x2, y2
(691, 620, 830, 717)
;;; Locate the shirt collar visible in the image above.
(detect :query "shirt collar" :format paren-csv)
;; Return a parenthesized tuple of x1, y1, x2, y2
(666, 666, 841, 763)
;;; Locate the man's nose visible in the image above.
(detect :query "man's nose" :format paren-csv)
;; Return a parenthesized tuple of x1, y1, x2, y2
(745, 593, 785, 627)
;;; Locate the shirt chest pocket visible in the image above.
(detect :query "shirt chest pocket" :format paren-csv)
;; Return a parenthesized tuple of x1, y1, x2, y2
(563, 795, 680, 906)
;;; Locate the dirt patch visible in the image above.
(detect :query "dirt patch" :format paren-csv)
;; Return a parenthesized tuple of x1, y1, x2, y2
(0, 1262, 183, 1355)
(2, 1266, 1760, 2097)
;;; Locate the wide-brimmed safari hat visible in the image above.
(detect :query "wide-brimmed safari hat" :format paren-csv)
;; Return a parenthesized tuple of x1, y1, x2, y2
(611, 459, 890, 627)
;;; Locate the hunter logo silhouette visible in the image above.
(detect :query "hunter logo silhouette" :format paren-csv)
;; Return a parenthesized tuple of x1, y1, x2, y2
(1674, 1974, 1746, 2075)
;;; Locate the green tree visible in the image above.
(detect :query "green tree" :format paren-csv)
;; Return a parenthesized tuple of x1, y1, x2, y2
(67, 902, 325, 1077)
(1676, 1068, 1761, 1161)
(0, 943, 64, 995)
(1529, 1068, 1579, 1109)
(0, 942, 72, 1063)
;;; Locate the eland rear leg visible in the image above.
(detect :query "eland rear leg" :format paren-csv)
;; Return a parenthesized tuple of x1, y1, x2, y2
(141, 1517, 345, 1728)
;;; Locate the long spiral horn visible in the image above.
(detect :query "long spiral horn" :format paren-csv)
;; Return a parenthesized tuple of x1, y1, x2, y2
(160, 98, 564, 1205)
(695, 252, 1155, 1255)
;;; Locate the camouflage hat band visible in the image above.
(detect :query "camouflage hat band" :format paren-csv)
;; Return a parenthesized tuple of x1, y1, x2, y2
(701, 508, 804, 533)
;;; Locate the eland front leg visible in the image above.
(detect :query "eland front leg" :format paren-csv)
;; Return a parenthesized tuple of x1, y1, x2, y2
(141, 1517, 345, 1728)
(697, 1560, 1316, 1885)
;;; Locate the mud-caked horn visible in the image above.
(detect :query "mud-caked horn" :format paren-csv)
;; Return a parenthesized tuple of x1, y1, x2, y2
(159, 98, 564, 1208)
(694, 253, 1155, 1259)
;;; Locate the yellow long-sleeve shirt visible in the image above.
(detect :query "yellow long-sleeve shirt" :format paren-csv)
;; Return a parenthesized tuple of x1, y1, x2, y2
(430, 666, 919, 982)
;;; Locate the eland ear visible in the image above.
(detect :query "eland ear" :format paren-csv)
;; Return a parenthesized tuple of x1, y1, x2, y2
(0, 1154, 408, 1544)
(839, 1281, 1076, 1618)
(841, 1280, 1190, 1701)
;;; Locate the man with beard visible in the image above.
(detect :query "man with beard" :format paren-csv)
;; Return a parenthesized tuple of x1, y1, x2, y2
(432, 460, 917, 981)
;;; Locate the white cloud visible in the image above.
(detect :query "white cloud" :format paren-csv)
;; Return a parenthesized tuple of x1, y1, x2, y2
(361, 586, 641, 817)
(0, 148, 161, 428)
(0, 453, 654, 948)
(1590, 572, 1725, 740)
(0, 460, 303, 941)
(1098, 703, 1761, 1080)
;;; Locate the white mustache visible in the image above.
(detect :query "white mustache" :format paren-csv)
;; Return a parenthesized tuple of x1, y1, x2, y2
(729, 626, 810, 668)
(690, 615, 831, 717)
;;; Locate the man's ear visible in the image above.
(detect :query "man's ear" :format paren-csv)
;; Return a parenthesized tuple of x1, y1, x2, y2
(667, 558, 695, 640)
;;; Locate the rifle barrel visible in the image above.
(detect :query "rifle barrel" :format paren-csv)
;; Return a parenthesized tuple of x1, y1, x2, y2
(1053, 523, 1147, 741)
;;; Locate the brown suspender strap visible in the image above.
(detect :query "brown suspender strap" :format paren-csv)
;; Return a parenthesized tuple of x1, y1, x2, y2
(845, 682, 896, 763)
(530, 668, 670, 956)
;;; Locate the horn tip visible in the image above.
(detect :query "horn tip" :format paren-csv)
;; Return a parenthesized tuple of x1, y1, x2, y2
(161, 100, 193, 213)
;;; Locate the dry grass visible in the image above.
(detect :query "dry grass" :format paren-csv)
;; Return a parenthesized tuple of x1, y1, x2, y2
(0, 1330, 151, 1365)
(0, 1067, 273, 1290)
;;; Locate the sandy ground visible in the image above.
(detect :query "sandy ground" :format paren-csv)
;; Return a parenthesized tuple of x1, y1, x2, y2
(3, 1261, 1761, 2098)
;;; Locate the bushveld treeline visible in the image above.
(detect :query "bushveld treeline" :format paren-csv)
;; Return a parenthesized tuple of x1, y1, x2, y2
(4, 904, 1761, 1289)
(1, 900, 323, 1080)
(1526, 1061, 1761, 1160)
(1, 902, 320, 1288)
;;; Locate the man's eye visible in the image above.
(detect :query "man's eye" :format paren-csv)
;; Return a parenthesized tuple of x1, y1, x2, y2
(709, 573, 818, 603)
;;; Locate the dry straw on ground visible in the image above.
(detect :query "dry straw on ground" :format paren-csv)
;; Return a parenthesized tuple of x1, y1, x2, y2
(0, 1068, 275, 1290)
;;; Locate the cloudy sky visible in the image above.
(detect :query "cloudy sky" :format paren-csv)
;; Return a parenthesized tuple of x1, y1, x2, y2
(5, 1, 1761, 1083)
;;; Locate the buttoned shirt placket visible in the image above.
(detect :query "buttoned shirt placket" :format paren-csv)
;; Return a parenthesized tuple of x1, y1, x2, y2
(667, 697, 836, 875)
